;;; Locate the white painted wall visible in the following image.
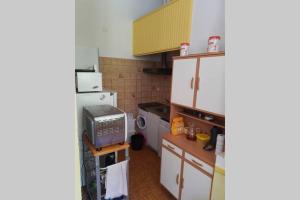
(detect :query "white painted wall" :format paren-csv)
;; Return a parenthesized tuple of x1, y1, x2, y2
(76, 0, 163, 60)
(189, 0, 225, 54)
(75, 47, 99, 70)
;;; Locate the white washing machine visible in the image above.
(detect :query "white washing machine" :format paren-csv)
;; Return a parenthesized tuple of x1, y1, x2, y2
(136, 108, 149, 139)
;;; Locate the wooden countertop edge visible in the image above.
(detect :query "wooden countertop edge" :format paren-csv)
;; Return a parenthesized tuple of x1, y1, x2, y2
(83, 134, 130, 157)
(162, 133, 216, 167)
(173, 52, 225, 60)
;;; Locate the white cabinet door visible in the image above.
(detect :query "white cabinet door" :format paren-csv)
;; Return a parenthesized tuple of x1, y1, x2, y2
(147, 112, 160, 151)
(196, 56, 225, 115)
(181, 161, 212, 200)
(160, 147, 182, 199)
(171, 58, 198, 107)
(157, 120, 170, 157)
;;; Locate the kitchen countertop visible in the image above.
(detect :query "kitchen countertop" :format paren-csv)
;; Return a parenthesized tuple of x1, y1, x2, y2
(163, 133, 216, 166)
(146, 107, 170, 122)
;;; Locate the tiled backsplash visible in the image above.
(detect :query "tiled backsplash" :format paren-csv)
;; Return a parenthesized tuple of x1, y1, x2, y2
(99, 57, 171, 116)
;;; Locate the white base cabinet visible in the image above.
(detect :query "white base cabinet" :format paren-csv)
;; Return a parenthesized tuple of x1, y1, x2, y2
(181, 162, 212, 200)
(160, 139, 213, 200)
(160, 147, 182, 199)
(147, 112, 161, 151)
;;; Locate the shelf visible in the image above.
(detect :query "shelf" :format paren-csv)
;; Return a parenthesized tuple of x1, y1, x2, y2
(83, 134, 130, 157)
(176, 111, 225, 129)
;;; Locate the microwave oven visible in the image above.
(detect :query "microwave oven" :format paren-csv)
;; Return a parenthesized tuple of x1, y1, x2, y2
(83, 105, 127, 149)
(76, 72, 102, 93)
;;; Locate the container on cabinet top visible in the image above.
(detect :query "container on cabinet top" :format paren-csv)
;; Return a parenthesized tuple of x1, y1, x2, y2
(207, 36, 221, 53)
(180, 42, 190, 56)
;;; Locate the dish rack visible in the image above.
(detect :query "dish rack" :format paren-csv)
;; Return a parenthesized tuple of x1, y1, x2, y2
(82, 134, 130, 200)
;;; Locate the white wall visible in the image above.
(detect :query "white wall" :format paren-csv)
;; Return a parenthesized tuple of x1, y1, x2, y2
(76, 0, 163, 60)
(189, 0, 225, 54)
(75, 47, 99, 69)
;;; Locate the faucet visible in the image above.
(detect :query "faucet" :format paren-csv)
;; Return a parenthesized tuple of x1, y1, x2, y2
(164, 98, 170, 105)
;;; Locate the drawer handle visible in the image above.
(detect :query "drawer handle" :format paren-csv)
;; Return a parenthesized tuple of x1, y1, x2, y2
(191, 159, 203, 167)
(100, 95, 105, 100)
(190, 77, 194, 89)
(176, 174, 179, 185)
(167, 144, 175, 150)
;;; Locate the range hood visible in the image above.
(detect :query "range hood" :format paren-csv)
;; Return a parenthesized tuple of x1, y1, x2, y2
(143, 53, 172, 75)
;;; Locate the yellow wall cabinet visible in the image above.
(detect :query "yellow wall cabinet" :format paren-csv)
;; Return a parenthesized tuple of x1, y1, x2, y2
(133, 0, 193, 56)
(133, 0, 225, 56)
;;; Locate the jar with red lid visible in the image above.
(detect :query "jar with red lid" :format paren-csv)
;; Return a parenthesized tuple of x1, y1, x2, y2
(207, 36, 221, 52)
(180, 42, 190, 56)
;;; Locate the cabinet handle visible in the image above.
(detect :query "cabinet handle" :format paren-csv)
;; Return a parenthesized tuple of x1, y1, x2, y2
(181, 177, 184, 189)
(190, 77, 194, 89)
(176, 174, 179, 185)
(92, 85, 99, 89)
(167, 144, 175, 150)
(192, 159, 203, 167)
(197, 77, 200, 91)
(100, 95, 105, 100)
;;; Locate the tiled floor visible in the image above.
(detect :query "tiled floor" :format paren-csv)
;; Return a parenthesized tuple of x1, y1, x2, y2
(128, 146, 175, 200)
(82, 146, 175, 200)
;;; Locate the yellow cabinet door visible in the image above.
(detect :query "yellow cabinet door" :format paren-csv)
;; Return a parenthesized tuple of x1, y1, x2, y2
(133, 0, 193, 56)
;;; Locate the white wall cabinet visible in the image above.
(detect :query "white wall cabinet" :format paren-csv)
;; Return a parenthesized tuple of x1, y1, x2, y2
(196, 56, 225, 115)
(160, 147, 182, 199)
(171, 58, 198, 107)
(181, 162, 212, 200)
(171, 53, 225, 116)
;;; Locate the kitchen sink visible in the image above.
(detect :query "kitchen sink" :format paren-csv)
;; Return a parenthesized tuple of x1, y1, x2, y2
(153, 106, 170, 114)
(138, 102, 170, 121)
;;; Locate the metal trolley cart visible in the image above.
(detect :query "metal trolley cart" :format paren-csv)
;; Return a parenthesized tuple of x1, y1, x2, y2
(83, 134, 130, 200)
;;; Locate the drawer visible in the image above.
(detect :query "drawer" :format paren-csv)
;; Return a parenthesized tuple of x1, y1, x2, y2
(162, 139, 183, 156)
(184, 152, 213, 175)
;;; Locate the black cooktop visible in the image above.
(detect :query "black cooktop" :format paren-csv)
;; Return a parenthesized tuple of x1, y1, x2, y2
(138, 102, 164, 110)
(138, 102, 170, 122)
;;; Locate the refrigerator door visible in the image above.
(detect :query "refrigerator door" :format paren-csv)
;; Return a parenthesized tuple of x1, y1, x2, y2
(76, 72, 102, 92)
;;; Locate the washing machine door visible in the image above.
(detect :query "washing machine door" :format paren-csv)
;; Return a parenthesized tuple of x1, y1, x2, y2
(136, 115, 147, 130)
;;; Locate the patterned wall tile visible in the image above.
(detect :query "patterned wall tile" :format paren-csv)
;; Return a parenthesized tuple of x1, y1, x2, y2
(101, 57, 171, 117)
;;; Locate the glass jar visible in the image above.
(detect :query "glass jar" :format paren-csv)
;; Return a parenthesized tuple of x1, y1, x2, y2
(186, 123, 196, 141)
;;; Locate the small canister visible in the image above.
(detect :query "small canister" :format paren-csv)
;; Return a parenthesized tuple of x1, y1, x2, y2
(180, 42, 190, 56)
(207, 36, 221, 53)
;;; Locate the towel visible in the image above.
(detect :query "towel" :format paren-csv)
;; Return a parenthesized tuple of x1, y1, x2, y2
(105, 160, 128, 200)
